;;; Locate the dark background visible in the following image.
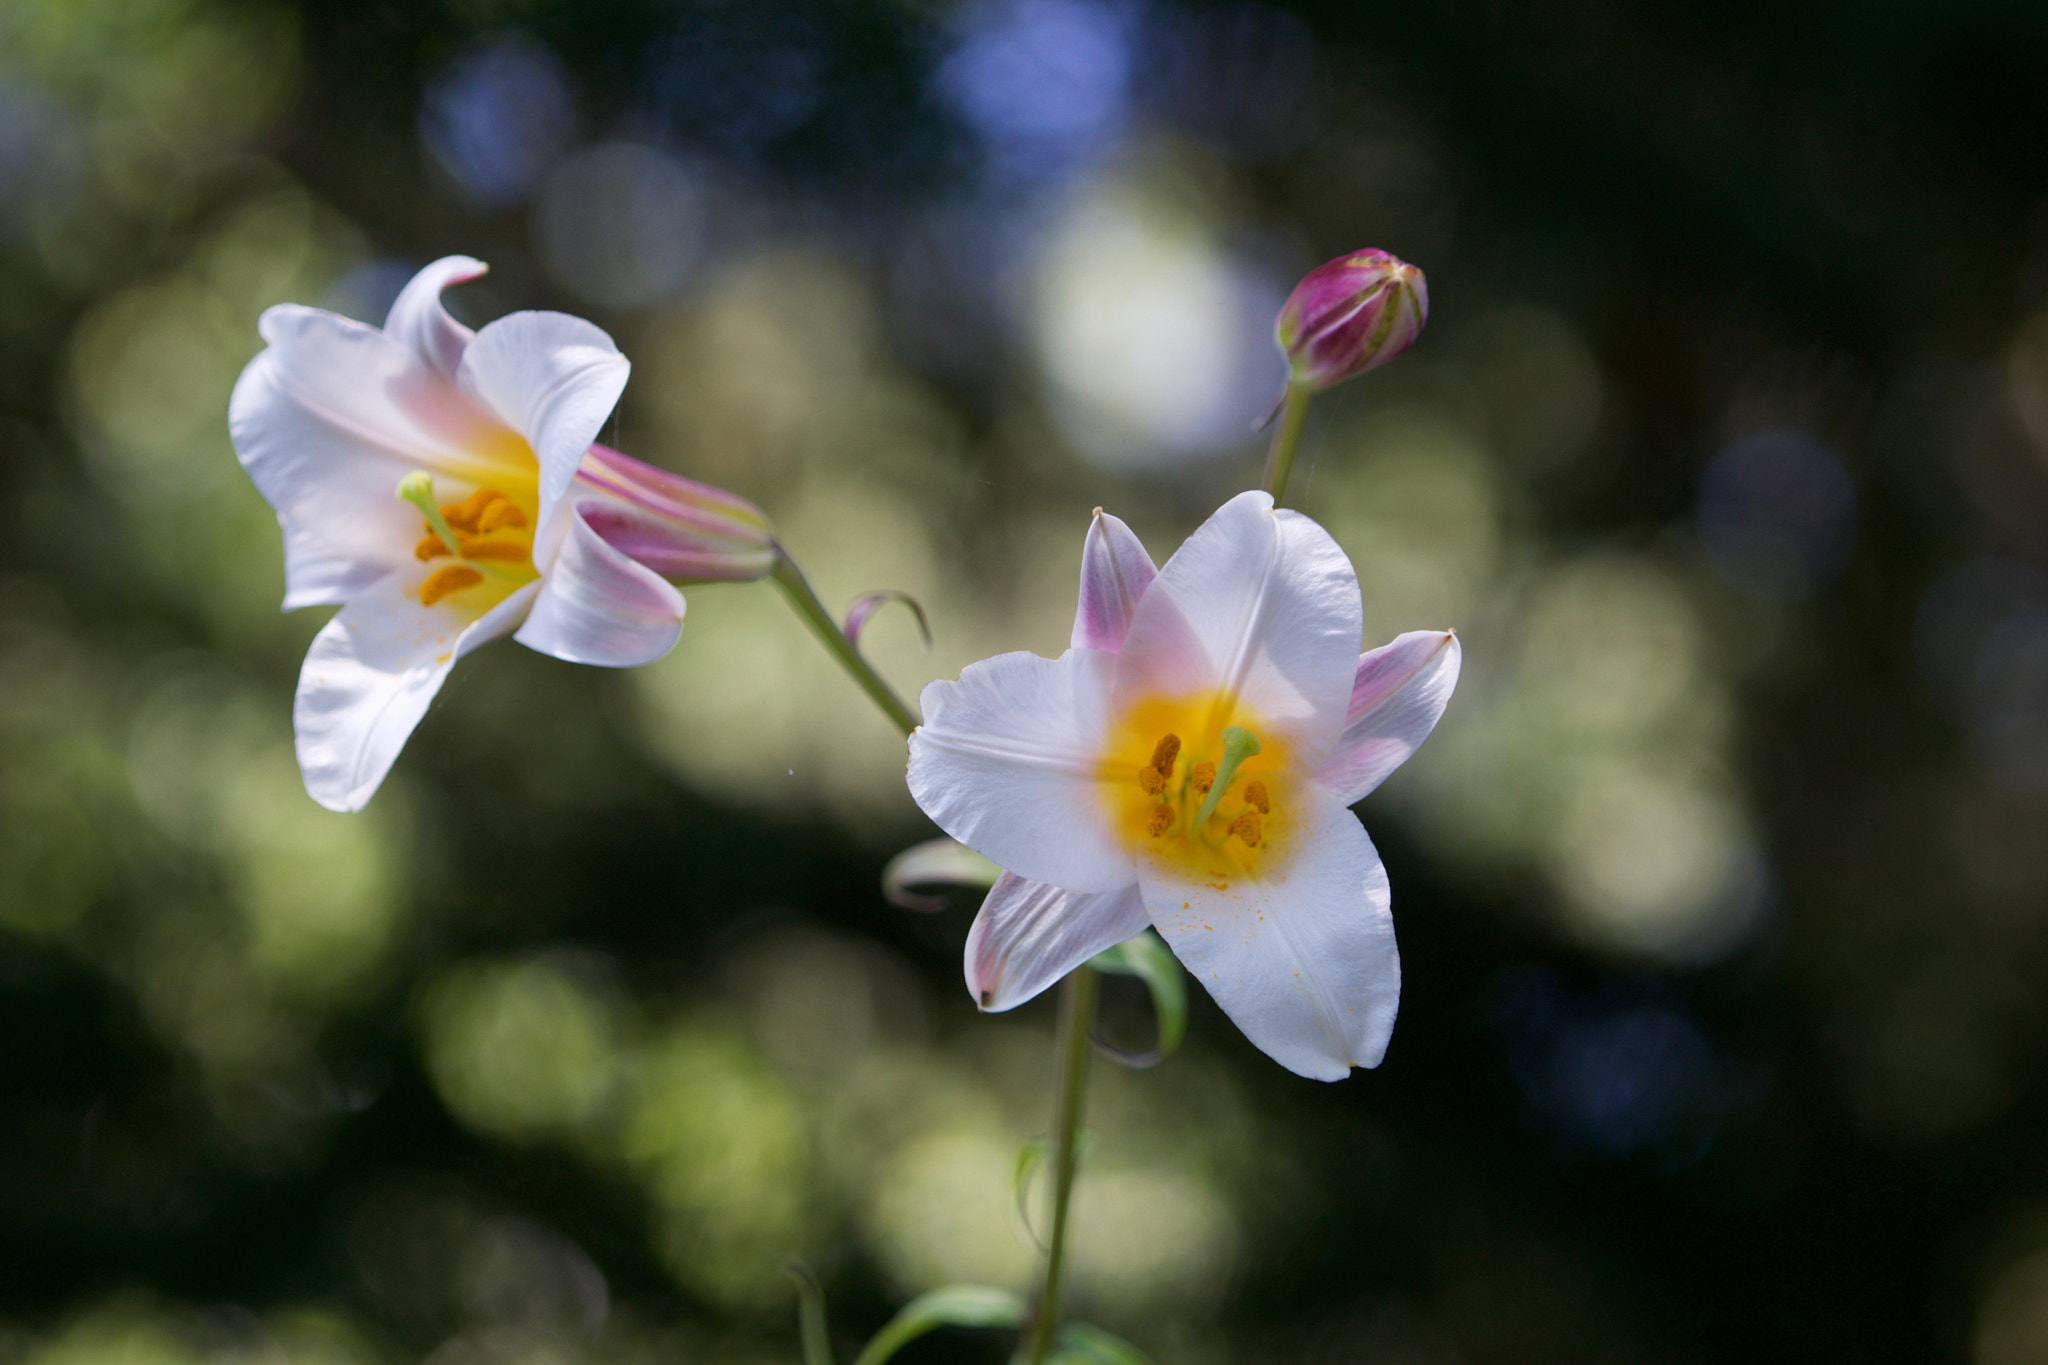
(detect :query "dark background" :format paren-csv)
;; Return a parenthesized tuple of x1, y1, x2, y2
(5, 0, 2048, 1361)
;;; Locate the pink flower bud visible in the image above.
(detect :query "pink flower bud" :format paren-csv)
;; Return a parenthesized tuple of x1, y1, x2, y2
(1274, 249, 1428, 391)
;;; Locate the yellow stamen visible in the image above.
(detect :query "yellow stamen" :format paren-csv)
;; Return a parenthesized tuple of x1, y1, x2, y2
(415, 532, 453, 561)
(1243, 780, 1270, 814)
(1147, 804, 1175, 837)
(419, 564, 484, 605)
(441, 487, 506, 534)
(1137, 766, 1167, 796)
(1149, 734, 1181, 774)
(1190, 761, 1216, 794)
(1229, 810, 1263, 846)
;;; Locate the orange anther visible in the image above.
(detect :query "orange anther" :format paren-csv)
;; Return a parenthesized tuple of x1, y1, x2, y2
(1147, 804, 1175, 837)
(1137, 766, 1167, 796)
(1229, 810, 1262, 846)
(1149, 733, 1181, 774)
(1243, 780, 1269, 814)
(475, 498, 528, 532)
(415, 532, 453, 561)
(457, 537, 529, 563)
(1190, 761, 1216, 794)
(441, 487, 503, 534)
(418, 564, 484, 605)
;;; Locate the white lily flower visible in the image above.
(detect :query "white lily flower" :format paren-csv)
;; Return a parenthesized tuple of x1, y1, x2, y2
(907, 492, 1460, 1080)
(230, 257, 776, 812)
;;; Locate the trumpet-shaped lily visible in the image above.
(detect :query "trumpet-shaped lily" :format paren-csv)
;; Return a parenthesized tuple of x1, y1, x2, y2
(230, 257, 776, 812)
(907, 492, 1459, 1079)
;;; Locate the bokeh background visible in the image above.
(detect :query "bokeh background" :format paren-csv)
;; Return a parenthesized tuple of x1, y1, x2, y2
(5, 0, 2048, 1360)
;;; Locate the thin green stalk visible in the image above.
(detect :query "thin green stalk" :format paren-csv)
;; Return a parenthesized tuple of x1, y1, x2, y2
(771, 549, 919, 738)
(1021, 964, 1100, 1365)
(1259, 380, 1314, 507)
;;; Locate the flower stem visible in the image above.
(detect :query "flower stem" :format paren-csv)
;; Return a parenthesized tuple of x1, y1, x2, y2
(771, 549, 920, 738)
(1259, 379, 1315, 507)
(1021, 964, 1100, 1365)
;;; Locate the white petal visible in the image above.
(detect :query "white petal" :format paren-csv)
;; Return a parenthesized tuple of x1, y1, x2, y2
(279, 518, 394, 611)
(383, 256, 486, 379)
(229, 307, 497, 578)
(1141, 782, 1399, 1080)
(1114, 491, 1362, 768)
(514, 502, 686, 667)
(294, 572, 540, 812)
(1317, 631, 1462, 806)
(965, 872, 1150, 1011)
(457, 311, 630, 538)
(1071, 509, 1157, 652)
(907, 648, 1131, 893)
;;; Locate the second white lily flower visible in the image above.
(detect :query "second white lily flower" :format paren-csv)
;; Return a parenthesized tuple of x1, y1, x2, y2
(907, 492, 1460, 1080)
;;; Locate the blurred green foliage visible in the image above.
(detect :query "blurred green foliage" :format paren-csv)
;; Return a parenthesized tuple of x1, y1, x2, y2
(5, 0, 2048, 1362)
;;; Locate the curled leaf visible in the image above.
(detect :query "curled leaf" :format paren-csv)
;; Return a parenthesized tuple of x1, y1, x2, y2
(844, 590, 932, 652)
(1086, 931, 1187, 1068)
(883, 837, 1001, 913)
(850, 1285, 1025, 1365)
(1054, 1322, 1156, 1365)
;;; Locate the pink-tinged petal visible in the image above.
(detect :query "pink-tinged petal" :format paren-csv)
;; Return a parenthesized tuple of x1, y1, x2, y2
(383, 256, 486, 380)
(1141, 783, 1399, 1080)
(1071, 508, 1157, 652)
(580, 443, 774, 537)
(279, 519, 395, 611)
(514, 503, 687, 667)
(1316, 630, 1462, 806)
(457, 312, 629, 538)
(294, 573, 541, 812)
(966, 872, 1150, 1011)
(1114, 491, 1362, 767)
(908, 648, 1130, 893)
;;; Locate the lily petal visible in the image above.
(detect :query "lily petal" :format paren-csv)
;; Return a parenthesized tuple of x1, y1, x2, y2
(1141, 782, 1399, 1080)
(279, 519, 396, 611)
(965, 872, 1151, 1011)
(514, 503, 687, 667)
(294, 572, 542, 812)
(230, 306, 494, 575)
(1316, 630, 1462, 806)
(457, 311, 630, 540)
(908, 649, 1130, 893)
(1114, 491, 1361, 767)
(1071, 509, 1157, 652)
(384, 255, 485, 380)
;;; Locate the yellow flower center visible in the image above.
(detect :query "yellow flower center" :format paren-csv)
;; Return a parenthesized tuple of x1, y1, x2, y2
(397, 472, 540, 607)
(1100, 689, 1293, 881)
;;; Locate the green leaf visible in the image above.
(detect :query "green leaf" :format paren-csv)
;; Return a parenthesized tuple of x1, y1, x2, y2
(849, 1285, 1026, 1365)
(786, 1263, 834, 1365)
(1051, 1322, 1156, 1365)
(1011, 1137, 1048, 1249)
(1085, 931, 1187, 1067)
(881, 837, 1002, 913)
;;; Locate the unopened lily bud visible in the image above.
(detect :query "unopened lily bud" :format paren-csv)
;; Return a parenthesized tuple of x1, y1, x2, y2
(1274, 249, 1428, 391)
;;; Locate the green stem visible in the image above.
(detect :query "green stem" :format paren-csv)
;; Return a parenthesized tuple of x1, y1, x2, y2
(771, 549, 920, 738)
(1259, 380, 1315, 507)
(1021, 965, 1100, 1365)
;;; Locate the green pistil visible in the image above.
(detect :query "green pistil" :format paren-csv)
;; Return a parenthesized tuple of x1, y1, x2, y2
(397, 471, 464, 561)
(1193, 725, 1261, 831)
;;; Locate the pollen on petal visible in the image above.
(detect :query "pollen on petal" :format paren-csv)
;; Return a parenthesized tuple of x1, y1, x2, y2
(1190, 761, 1216, 794)
(419, 564, 484, 605)
(1147, 804, 1175, 836)
(1229, 810, 1262, 846)
(1243, 780, 1270, 814)
(415, 532, 453, 561)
